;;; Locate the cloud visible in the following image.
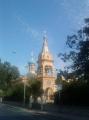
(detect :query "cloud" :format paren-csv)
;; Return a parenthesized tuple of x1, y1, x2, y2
(16, 16, 41, 40)
(59, 0, 89, 29)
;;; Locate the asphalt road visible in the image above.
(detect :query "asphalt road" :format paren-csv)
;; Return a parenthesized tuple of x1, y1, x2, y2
(0, 103, 67, 120)
(0, 103, 89, 120)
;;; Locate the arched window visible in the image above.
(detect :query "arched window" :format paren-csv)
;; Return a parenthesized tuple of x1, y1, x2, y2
(45, 66, 53, 76)
(38, 66, 43, 74)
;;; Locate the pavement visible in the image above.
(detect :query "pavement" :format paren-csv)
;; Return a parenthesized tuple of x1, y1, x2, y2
(0, 102, 89, 120)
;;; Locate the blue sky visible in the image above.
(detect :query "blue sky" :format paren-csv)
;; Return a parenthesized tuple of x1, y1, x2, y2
(0, 0, 89, 74)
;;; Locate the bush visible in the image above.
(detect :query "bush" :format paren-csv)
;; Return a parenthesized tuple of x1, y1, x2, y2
(59, 81, 89, 106)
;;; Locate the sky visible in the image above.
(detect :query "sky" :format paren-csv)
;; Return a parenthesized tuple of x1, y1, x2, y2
(0, 0, 89, 75)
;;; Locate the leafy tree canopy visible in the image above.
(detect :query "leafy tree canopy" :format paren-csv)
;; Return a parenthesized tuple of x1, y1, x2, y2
(0, 59, 20, 95)
(58, 18, 89, 82)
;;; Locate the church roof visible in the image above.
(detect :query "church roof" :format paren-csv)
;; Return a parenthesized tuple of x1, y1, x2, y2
(38, 35, 53, 61)
(42, 36, 49, 53)
(29, 52, 35, 64)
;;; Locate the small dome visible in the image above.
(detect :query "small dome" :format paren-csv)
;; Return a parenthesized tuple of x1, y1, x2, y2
(28, 61, 35, 65)
(29, 52, 35, 65)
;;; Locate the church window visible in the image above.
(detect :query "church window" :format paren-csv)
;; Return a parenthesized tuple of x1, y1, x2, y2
(45, 66, 53, 76)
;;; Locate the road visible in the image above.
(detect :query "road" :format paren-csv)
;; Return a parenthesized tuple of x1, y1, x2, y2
(0, 103, 89, 120)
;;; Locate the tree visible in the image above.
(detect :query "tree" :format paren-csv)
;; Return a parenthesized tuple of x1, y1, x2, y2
(58, 18, 89, 106)
(59, 18, 89, 82)
(0, 59, 20, 96)
(27, 74, 43, 102)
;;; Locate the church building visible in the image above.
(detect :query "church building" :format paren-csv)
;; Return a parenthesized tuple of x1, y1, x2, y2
(28, 35, 56, 101)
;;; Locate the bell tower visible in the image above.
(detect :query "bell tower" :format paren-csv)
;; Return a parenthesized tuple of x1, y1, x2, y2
(28, 52, 36, 74)
(37, 35, 56, 101)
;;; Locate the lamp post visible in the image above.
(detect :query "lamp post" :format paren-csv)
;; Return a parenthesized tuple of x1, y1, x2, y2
(41, 92, 46, 111)
(22, 77, 26, 106)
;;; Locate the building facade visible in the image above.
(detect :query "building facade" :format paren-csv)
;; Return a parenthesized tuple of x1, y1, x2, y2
(37, 36, 56, 101)
(28, 35, 56, 101)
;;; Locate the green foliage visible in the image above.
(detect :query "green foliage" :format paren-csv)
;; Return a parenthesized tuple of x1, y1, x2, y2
(6, 75, 43, 103)
(31, 80, 43, 97)
(59, 18, 89, 82)
(0, 59, 20, 96)
(5, 83, 24, 102)
(0, 89, 4, 97)
(56, 70, 76, 85)
(27, 76, 43, 102)
(57, 18, 89, 106)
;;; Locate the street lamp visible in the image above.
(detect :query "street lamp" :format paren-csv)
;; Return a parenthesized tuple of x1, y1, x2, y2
(22, 77, 26, 106)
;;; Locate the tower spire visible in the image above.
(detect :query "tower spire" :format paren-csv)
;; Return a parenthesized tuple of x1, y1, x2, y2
(28, 51, 36, 74)
(30, 51, 34, 63)
(42, 32, 49, 53)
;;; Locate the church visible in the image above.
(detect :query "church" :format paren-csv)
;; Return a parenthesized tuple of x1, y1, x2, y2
(28, 35, 57, 102)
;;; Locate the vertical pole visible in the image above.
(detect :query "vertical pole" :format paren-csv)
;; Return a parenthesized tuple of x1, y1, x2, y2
(23, 79, 26, 106)
(41, 95, 43, 111)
